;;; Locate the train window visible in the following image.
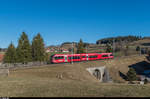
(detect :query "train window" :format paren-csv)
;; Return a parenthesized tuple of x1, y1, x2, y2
(82, 56, 86, 58)
(61, 56, 64, 59)
(55, 56, 64, 60)
(68, 56, 80, 60)
(94, 56, 98, 58)
(102, 55, 108, 57)
(68, 57, 72, 60)
(110, 54, 113, 56)
(54, 57, 58, 60)
(78, 56, 80, 59)
(73, 56, 80, 59)
(89, 56, 98, 58)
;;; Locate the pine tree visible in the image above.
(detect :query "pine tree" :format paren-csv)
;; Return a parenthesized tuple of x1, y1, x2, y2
(126, 68, 137, 81)
(44, 52, 49, 63)
(16, 32, 32, 64)
(3, 42, 17, 63)
(77, 39, 85, 54)
(32, 33, 46, 62)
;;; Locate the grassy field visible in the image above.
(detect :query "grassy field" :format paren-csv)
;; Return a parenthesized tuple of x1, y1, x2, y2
(0, 54, 150, 97)
(1, 78, 150, 97)
(0, 52, 5, 54)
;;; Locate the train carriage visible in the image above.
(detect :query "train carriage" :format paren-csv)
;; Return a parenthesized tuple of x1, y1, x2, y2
(51, 54, 67, 63)
(51, 53, 114, 64)
(85, 53, 99, 61)
(67, 54, 81, 63)
(100, 53, 114, 59)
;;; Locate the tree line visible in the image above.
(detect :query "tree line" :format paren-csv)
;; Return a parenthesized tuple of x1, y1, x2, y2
(3, 34, 87, 64)
(4, 34, 148, 64)
(3, 32, 48, 64)
(62, 39, 114, 53)
(96, 35, 142, 45)
(0, 48, 7, 52)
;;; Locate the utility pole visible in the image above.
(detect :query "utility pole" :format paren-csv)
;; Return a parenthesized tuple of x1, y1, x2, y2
(86, 45, 88, 53)
(140, 45, 141, 56)
(139, 34, 141, 56)
(72, 42, 74, 64)
(113, 38, 115, 56)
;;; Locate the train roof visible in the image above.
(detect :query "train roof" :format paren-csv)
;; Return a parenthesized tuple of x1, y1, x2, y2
(100, 53, 113, 54)
(54, 53, 99, 55)
(53, 53, 113, 56)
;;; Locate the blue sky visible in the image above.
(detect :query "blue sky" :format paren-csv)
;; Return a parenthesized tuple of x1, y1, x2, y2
(0, 0, 150, 48)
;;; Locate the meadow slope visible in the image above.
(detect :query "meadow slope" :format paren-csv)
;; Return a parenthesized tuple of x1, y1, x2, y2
(0, 55, 150, 97)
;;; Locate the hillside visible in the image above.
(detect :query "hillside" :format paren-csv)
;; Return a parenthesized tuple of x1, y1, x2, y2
(129, 38, 150, 47)
(46, 36, 150, 56)
(0, 55, 150, 97)
(96, 35, 142, 45)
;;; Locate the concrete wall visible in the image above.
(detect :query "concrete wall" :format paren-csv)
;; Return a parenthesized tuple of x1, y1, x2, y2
(86, 66, 106, 82)
(86, 66, 113, 83)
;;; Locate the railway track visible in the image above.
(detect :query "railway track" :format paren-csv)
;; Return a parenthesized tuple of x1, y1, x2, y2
(7, 54, 144, 71)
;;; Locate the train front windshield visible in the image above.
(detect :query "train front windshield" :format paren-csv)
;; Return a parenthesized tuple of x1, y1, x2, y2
(50, 55, 55, 63)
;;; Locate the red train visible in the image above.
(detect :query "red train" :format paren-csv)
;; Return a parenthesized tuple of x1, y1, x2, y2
(51, 53, 114, 64)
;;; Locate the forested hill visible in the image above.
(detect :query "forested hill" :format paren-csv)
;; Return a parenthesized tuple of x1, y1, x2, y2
(96, 35, 143, 45)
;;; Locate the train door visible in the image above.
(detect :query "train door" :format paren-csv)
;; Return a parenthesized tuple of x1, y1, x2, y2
(64, 55, 68, 62)
(86, 54, 88, 61)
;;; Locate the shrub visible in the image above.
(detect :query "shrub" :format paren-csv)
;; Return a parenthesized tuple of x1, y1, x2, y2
(144, 79, 148, 84)
(126, 68, 137, 81)
(136, 46, 140, 51)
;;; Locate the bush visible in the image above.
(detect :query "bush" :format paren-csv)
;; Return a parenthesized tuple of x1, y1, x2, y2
(144, 79, 148, 84)
(126, 68, 137, 81)
(128, 81, 135, 84)
(136, 46, 140, 51)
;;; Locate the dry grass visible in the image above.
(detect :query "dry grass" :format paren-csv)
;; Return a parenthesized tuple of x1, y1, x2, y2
(129, 39, 150, 46)
(0, 55, 150, 97)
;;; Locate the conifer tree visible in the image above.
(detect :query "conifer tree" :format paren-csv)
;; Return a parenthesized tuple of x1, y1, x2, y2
(126, 68, 137, 81)
(3, 42, 17, 63)
(77, 39, 85, 54)
(32, 33, 46, 62)
(16, 32, 32, 63)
